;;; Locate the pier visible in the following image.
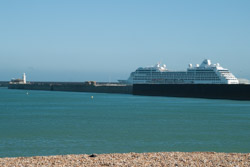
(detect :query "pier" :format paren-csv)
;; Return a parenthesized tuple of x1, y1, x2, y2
(0, 81, 9, 87)
(8, 81, 133, 94)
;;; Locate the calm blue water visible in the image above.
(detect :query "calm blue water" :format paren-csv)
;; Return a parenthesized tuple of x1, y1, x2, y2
(0, 87, 250, 157)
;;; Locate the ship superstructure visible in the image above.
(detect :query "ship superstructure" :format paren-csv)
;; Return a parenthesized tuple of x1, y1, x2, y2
(120, 59, 239, 84)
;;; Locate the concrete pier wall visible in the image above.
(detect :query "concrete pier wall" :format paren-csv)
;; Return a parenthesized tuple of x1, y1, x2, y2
(8, 83, 52, 90)
(8, 82, 132, 94)
(0, 81, 9, 87)
(53, 85, 132, 94)
(133, 84, 250, 100)
(8, 82, 250, 100)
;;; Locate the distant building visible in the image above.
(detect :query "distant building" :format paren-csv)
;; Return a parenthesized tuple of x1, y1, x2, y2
(10, 73, 27, 84)
(85, 81, 96, 86)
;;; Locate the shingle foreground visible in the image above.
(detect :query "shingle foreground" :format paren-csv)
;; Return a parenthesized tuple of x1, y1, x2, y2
(0, 152, 249, 167)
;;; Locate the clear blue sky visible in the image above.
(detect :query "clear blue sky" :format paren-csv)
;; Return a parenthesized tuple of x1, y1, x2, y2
(1, 0, 250, 81)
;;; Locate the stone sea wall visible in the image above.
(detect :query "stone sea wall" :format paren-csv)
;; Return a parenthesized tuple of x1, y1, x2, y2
(133, 84, 250, 100)
(0, 81, 9, 87)
(8, 82, 132, 94)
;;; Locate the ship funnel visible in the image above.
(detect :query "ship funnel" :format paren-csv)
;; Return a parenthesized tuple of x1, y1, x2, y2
(200, 59, 212, 67)
(202, 59, 211, 66)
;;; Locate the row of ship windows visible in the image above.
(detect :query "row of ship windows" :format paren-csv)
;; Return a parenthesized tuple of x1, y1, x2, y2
(136, 72, 219, 74)
(136, 70, 229, 73)
(136, 70, 230, 73)
(134, 76, 220, 78)
(135, 74, 219, 77)
(134, 78, 221, 80)
(136, 70, 225, 72)
(136, 72, 218, 74)
(135, 70, 230, 73)
(134, 78, 220, 81)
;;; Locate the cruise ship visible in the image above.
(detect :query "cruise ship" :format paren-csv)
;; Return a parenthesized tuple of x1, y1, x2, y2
(119, 59, 239, 84)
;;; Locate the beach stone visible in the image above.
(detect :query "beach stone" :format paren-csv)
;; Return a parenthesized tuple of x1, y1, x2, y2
(89, 154, 97, 158)
(0, 152, 249, 167)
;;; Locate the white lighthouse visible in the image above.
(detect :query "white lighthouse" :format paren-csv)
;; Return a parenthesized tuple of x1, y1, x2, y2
(22, 73, 26, 84)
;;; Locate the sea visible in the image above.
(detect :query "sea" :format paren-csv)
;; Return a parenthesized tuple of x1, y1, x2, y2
(0, 87, 250, 157)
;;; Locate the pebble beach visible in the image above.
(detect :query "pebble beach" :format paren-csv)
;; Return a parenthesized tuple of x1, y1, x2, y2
(0, 152, 249, 167)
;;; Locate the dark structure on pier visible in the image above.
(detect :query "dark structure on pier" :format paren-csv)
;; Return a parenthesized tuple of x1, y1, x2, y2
(133, 84, 250, 100)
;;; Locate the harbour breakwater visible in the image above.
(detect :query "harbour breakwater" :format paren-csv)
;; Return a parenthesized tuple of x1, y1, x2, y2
(133, 84, 250, 100)
(8, 81, 133, 94)
(0, 81, 9, 87)
(8, 82, 250, 100)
